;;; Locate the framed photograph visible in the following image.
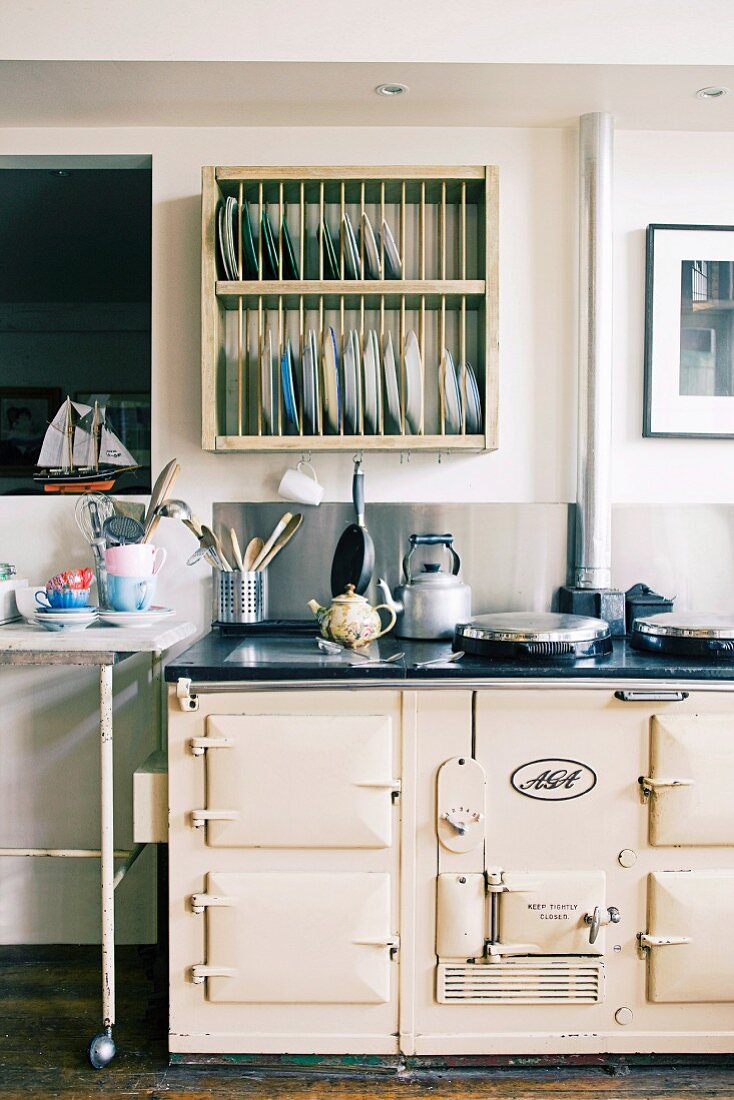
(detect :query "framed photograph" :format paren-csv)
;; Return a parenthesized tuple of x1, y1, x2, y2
(75, 392, 151, 469)
(644, 224, 734, 437)
(0, 387, 61, 475)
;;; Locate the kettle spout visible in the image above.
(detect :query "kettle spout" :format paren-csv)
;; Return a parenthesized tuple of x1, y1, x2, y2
(377, 578, 403, 615)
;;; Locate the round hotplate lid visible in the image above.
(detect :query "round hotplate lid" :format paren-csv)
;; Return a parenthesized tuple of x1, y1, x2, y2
(456, 611, 611, 644)
(633, 612, 734, 640)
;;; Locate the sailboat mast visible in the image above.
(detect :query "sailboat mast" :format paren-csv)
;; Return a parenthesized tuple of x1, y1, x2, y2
(93, 401, 101, 471)
(66, 397, 74, 472)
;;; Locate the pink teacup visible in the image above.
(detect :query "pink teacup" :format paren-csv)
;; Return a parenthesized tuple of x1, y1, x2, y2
(104, 544, 166, 577)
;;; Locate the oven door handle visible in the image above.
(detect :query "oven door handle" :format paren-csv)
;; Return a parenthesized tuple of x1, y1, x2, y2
(486, 941, 540, 958)
(614, 690, 689, 703)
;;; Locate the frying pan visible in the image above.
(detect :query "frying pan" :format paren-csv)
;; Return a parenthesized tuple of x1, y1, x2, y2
(330, 458, 375, 596)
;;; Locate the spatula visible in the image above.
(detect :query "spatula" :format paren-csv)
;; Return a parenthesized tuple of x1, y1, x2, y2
(229, 528, 245, 571)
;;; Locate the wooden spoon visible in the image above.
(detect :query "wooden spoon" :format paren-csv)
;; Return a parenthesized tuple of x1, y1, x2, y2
(143, 461, 180, 543)
(243, 537, 263, 571)
(229, 527, 244, 571)
(255, 513, 303, 571)
(143, 458, 177, 531)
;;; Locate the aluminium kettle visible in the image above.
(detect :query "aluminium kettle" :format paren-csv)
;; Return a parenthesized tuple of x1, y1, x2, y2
(377, 533, 471, 640)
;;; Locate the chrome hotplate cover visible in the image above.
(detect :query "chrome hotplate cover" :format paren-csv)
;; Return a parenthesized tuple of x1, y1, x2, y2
(633, 612, 734, 639)
(457, 612, 611, 644)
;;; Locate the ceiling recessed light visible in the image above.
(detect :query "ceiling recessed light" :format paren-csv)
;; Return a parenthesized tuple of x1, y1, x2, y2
(375, 83, 409, 97)
(696, 85, 729, 99)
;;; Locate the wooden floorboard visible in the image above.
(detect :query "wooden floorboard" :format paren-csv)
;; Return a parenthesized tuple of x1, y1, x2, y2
(2, 947, 734, 1098)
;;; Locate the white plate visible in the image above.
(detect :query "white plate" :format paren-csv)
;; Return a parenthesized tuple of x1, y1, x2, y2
(441, 348, 462, 434)
(322, 326, 340, 433)
(364, 329, 381, 433)
(217, 205, 231, 279)
(225, 196, 238, 279)
(309, 329, 321, 433)
(383, 331, 401, 432)
(404, 330, 423, 434)
(342, 213, 362, 279)
(261, 328, 275, 432)
(462, 362, 482, 433)
(361, 212, 382, 279)
(344, 329, 361, 433)
(98, 607, 175, 629)
(381, 218, 402, 279)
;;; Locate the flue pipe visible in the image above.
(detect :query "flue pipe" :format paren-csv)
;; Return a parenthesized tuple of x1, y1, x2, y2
(575, 111, 613, 590)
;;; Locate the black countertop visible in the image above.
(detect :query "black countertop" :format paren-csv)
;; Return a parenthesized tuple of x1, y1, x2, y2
(165, 629, 734, 684)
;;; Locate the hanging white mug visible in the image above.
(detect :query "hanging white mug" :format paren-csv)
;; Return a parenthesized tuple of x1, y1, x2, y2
(278, 460, 324, 506)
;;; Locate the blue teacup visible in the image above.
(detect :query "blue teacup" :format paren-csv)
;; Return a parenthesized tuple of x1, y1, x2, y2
(107, 574, 156, 613)
(36, 587, 91, 610)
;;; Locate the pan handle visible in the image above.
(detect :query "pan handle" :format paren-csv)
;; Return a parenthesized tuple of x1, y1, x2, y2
(352, 457, 365, 528)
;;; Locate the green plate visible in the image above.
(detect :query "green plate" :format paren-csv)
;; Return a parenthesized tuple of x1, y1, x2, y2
(281, 214, 300, 279)
(241, 201, 259, 279)
(319, 219, 339, 279)
(261, 208, 279, 279)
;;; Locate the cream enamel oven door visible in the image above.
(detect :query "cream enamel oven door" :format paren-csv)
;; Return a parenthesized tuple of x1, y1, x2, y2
(200, 871, 394, 1004)
(499, 870, 607, 956)
(646, 871, 734, 1002)
(199, 714, 395, 848)
(647, 715, 734, 846)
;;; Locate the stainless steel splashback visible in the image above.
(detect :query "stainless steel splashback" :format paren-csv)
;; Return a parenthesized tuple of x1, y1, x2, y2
(214, 502, 571, 620)
(214, 502, 734, 621)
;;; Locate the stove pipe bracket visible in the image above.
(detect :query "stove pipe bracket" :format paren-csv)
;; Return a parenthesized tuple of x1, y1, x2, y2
(559, 111, 625, 636)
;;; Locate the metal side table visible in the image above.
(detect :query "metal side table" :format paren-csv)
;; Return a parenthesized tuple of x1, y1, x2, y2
(0, 619, 196, 1068)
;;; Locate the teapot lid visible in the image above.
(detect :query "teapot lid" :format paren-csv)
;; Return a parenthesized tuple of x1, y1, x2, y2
(333, 583, 368, 604)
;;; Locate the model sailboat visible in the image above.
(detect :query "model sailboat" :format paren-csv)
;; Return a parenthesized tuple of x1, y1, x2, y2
(34, 397, 139, 493)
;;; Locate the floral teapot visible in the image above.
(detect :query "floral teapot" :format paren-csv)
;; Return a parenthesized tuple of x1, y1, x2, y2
(307, 584, 397, 649)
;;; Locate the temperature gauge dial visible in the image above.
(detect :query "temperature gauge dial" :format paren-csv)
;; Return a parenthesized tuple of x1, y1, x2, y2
(437, 757, 487, 853)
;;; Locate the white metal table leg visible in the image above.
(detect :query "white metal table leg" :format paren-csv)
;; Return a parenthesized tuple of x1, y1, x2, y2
(89, 662, 117, 1069)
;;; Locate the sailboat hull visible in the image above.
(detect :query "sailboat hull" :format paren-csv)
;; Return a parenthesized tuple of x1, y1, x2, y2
(34, 465, 139, 494)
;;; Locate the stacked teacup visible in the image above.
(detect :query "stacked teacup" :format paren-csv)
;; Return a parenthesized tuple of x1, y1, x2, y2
(103, 544, 166, 612)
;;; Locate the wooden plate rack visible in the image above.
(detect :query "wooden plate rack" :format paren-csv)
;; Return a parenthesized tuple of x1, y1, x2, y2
(201, 166, 498, 452)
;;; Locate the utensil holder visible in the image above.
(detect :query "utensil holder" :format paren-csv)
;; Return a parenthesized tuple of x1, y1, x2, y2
(215, 571, 268, 624)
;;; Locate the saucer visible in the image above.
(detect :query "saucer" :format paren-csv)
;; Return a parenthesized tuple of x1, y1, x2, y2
(33, 610, 97, 632)
(98, 607, 174, 629)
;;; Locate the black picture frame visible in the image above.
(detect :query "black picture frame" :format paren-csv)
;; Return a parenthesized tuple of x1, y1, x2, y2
(0, 387, 62, 476)
(644, 223, 734, 438)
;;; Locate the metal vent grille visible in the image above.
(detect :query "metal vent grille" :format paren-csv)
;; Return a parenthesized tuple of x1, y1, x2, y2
(437, 959, 604, 1004)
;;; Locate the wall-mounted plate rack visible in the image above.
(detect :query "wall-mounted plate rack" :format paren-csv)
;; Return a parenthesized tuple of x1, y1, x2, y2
(201, 166, 498, 453)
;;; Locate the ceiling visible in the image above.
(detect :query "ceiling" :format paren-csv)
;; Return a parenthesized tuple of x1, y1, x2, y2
(3, 1, 733, 66)
(1, 61, 734, 130)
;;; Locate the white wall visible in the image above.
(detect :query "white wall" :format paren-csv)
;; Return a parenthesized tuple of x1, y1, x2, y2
(2, 122, 734, 940)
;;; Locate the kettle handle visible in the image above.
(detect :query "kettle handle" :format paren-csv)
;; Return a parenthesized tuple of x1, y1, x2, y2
(402, 533, 461, 581)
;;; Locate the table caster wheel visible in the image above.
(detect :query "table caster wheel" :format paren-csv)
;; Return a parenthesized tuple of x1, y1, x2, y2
(88, 1026, 116, 1069)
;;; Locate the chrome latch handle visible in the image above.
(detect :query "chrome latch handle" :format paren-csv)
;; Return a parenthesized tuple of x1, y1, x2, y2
(638, 775, 694, 798)
(584, 905, 621, 944)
